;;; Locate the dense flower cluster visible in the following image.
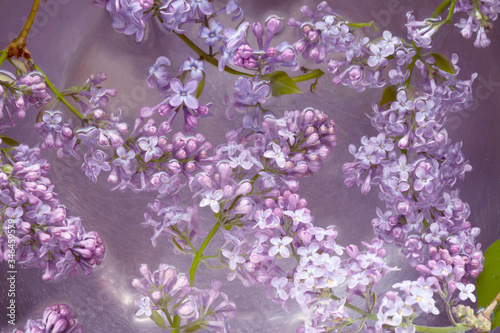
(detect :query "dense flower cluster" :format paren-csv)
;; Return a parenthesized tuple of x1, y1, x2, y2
(2, 303, 83, 333)
(0, 69, 49, 131)
(0, 144, 105, 281)
(132, 263, 236, 332)
(1, 0, 498, 331)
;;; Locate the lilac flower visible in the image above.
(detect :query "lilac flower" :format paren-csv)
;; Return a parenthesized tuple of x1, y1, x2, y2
(367, 44, 388, 68)
(159, 0, 191, 33)
(42, 110, 63, 133)
(283, 208, 312, 226)
(296, 265, 325, 289)
(199, 190, 224, 213)
(268, 236, 293, 258)
(474, 27, 491, 48)
(413, 164, 435, 193)
(85, 150, 111, 182)
(423, 223, 448, 246)
(199, 19, 223, 46)
(456, 283, 476, 302)
(263, 142, 287, 168)
(113, 145, 136, 171)
(180, 57, 205, 81)
(222, 246, 245, 270)
(188, 0, 213, 16)
(106, 0, 147, 42)
(378, 30, 400, 57)
(228, 151, 253, 170)
(26, 203, 51, 224)
(147, 56, 171, 89)
(391, 90, 414, 115)
(431, 260, 452, 279)
(137, 136, 163, 162)
(315, 15, 339, 40)
(405, 286, 436, 313)
(135, 297, 153, 317)
(169, 79, 199, 109)
(233, 77, 270, 106)
(271, 276, 289, 300)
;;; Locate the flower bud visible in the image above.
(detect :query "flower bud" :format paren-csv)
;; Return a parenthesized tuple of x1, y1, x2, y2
(266, 15, 282, 34)
(266, 47, 277, 58)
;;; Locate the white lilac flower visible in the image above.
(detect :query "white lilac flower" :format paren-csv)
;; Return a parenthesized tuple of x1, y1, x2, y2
(263, 142, 287, 168)
(271, 277, 289, 300)
(268, 236, 293, 258)
(135, 297, 153, 317)
(283, 208, 311, 226)
(199, 190, 224, 213)
(456, 283, 476, 302)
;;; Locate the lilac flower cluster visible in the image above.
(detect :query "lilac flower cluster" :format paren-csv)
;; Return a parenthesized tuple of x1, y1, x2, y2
(2, 303, 83, 333)
(145, 55, 212, 132)
(95, 0, 243, 41)
(0, 144, 105, 281)
(338, 13, 487, 332)
(19, 0, 497, 331)
(288, 2, 364, 64)
(343, 55, 483, 280)
(218, 16, 299, 74)
(408, 0, 500, 48)
(0, 69, 49, 131)
(289, 2, 412, 92)
(133, 263, 236, 332)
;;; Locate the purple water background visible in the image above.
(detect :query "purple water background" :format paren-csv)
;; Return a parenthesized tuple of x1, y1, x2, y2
(1, 1, 500, 332)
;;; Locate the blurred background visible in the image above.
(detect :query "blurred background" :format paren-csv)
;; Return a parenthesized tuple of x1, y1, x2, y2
(0, 1, 499, 332)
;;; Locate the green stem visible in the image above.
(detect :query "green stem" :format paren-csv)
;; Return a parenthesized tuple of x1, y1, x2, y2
(347, 21, 378, 32)
(189, 221, 221, 286)
(33, 64, 84, 119)
(172, 315, 181, 333)
(0, 49, 7, 68)
(435, 0, 457, 29)
(291, 69, 324, 83)
(431, 0, 452, 18)
(174, 32, 253, 77)
(330, 295, 471, 333)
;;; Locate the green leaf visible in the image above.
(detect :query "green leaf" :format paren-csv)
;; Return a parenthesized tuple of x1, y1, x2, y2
(10, 58, 29, 75)
(477, 238, 500, 329)
(1, 164, 13, 174)
(196, 72, 205, 99)
(0, 135, 20, 146)
(0, 70, 16, 85)
(150, 310, 168, 330)
(424, 52, 456, 74)
(266, 71, 302, 97)
(380, 85, 398, 107)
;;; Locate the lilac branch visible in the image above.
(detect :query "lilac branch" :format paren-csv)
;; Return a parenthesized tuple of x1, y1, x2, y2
(32, 64, 84, 119)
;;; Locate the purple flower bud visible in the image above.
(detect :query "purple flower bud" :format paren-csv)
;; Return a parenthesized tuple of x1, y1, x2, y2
(175, 149, 187, 159)
(164, 161, 180, 174)
(140, 106, 154, 118)
(279, 48, 295, 62)
(158, 104, 173, 117)
(266, 47, 277, 57)
(252, 22, 264, 40)
(196, 104, 210, 116)
(294, 39, 306, 53)
(266, 15, 282, 34)
(184, 161, 196, 173)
